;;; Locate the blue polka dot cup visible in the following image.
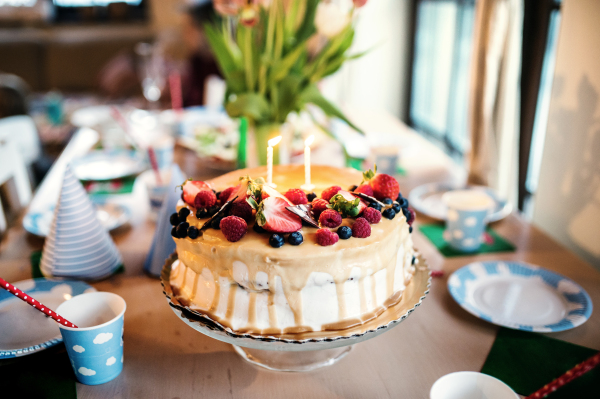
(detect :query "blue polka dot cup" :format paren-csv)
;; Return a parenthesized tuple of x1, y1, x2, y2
(56, 292, 126, 385)
(442, 190, 495, 253)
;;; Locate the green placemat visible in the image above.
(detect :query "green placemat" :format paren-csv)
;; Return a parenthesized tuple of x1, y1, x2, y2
(482, 328, 599, 398)
(418, 223, 515, 257)
(0, 346, 77, 399)
(81, 176, 136, 195)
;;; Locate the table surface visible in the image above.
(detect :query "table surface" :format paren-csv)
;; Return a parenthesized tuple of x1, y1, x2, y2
(1, 136, 600, 399)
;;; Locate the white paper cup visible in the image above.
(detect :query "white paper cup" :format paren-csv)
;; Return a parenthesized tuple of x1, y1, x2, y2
(372, 146, 399, 176)
(143, 169, 172, 221)
(430, 371, 519, 399)
(150, 134, 175, 172)
(56, 292, 126, 385)
(442, 190, 495, 252)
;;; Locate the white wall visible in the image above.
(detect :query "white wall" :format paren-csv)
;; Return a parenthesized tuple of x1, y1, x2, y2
(322, 0, 413, 122)
(533, 0, 600, 269)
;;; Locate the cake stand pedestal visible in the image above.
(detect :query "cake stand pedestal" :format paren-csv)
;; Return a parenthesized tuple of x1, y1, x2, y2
(161, 253, 430, 372)
(232, 345, 352, 372)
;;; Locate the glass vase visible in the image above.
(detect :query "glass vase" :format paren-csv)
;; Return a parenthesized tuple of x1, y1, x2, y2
(250, 122, 293, 166)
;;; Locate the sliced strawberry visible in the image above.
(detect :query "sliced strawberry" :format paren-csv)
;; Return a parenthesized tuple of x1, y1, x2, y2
(256, 197, 302, 233)
(229, 176, 266, 204)
(337, 190, 367, 215)
(262, 185, 292, 204)
(182, 180, 211, 206)
(228, 181, 249, 203)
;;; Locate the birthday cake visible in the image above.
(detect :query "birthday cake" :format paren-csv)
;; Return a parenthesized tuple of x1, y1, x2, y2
(168, 165, 416, 334)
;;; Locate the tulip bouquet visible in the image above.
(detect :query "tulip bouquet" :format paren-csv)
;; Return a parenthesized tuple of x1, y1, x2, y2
(208, 0, 368, 165)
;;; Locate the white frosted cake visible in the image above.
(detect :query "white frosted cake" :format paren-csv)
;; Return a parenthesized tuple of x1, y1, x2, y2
(169, 165, 416, 335)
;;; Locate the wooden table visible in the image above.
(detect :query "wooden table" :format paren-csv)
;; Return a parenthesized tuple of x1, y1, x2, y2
(1, 148, 599, 399)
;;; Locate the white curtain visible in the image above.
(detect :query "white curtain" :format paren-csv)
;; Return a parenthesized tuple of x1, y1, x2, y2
(467, 0, 523, 206)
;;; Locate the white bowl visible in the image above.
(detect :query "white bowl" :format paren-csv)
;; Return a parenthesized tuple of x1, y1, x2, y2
(430, 372, 519, 399)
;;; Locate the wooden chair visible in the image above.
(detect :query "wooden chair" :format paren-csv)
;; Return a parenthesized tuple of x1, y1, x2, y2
(0, 138, 32, 235)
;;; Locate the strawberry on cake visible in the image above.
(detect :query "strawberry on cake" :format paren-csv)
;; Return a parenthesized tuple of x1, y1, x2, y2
(168, 165, 417, 335)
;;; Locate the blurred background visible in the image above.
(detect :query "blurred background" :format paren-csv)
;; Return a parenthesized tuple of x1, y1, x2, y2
(0, 0, 599, 269)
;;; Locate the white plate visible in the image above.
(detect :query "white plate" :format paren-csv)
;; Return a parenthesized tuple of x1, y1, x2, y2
(0, 279, 96, 358)
(409, 183, 511, 222)
(23, 203, 131, 237)
(448, 261, 593, 332)
(71, 151, 147, 181)
(70, 105, 114, 128)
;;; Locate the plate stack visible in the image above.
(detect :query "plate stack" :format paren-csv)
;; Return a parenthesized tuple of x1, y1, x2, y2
(40, 167, 123, 280)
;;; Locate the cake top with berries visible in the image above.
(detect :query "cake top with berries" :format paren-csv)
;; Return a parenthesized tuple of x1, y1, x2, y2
(171, 163, 413, 265)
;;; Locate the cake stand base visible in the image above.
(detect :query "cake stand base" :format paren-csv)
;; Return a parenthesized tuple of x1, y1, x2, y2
(232, 344, 352, 372)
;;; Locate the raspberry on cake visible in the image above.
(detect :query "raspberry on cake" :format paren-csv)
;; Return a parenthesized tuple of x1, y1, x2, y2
(321, 185, 341, 201)
(316, 228, 339, 246)
(170, 165, 416, 335)
(352, 217, 371, 238)
(220, 216, 247, 242)
(194, 190, 217, 209)
(319, 209, 343, 228)
(311, 198, 329, 218)
(362, 207, 382, 224)
(284, 188, 308, 205)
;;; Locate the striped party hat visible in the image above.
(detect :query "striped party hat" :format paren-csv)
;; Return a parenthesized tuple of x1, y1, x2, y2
(41, 166, 123, 280)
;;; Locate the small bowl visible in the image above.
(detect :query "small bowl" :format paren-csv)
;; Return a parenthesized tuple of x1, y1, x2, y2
(430, 372, 519, 399)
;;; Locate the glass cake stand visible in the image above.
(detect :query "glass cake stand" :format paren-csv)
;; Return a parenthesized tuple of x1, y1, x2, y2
(161, 253, 431, 372)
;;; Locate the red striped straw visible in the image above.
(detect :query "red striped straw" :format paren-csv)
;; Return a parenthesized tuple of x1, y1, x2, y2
(525, 352, 600, 398)
(169, 72, 183, 111)
(110, 106, 137, 146)
(0, 277, 78, 328)
(147, 147, 163, 185)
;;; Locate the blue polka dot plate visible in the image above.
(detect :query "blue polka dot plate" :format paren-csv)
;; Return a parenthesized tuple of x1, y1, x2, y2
(448, 261, 592, 332)
(0, 278, 95, 358)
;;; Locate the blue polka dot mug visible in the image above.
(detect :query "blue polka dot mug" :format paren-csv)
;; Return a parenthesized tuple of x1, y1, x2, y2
(442, 190, 495, 253)
(56, 292, 126, 385)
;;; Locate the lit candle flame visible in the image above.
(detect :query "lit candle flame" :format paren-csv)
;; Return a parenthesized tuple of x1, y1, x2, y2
(305, 135, 314, 147)
(268, 136, 282, 147)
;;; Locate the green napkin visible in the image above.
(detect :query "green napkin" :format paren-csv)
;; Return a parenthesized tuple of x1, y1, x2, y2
(418, 223, 515, 257)
(482, 328, 599, 398)
(0, 346, 77, 399)
(81, 176, 136, 195)
(30, 251, 44, 279)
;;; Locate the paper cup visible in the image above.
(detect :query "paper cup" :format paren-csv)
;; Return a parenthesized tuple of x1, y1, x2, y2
(56, 292, 126, 385)
(430, 371, 519, 399)
(143, 169, 171, 221)
(372, 146, 399, 176)
(442, 190, 495, 252)
(150, 134, 175, 171)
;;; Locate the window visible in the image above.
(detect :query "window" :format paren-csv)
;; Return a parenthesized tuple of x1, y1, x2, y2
(523, 5, 561, 215)
(409, 0, 475, 159)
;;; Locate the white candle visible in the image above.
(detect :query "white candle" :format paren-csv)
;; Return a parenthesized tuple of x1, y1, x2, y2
(301, 135, 315, 192)
(267, 136, 281, 187)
